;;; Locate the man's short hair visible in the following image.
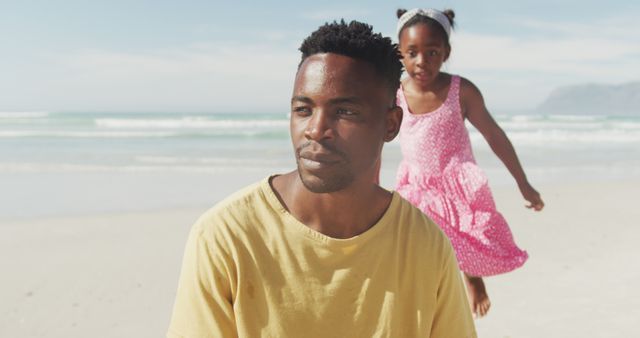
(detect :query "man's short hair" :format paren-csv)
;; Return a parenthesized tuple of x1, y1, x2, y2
(298, 20, 403, 97)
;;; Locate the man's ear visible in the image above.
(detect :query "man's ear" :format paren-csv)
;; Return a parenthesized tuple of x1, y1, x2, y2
(384, 105, 403, 142)
(444, 46, 451, 62)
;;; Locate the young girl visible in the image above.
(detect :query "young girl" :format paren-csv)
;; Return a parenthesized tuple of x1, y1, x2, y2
(393, 8, 544, 318)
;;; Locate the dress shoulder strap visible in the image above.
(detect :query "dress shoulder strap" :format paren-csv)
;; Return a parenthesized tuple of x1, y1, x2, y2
(444, 75, 462, 115)
(448, 75, 460, 103)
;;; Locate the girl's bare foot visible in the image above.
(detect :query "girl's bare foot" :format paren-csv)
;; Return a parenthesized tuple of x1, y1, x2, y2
(463, 273, 491, 318)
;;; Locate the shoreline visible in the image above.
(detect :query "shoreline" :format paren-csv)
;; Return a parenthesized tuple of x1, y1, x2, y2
(4, 149, 640, 223)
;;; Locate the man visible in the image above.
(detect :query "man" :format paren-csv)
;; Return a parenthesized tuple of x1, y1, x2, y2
(168, 20, 476, 338)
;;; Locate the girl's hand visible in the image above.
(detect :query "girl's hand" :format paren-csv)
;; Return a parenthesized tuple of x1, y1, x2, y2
(519, 183, 544, 211)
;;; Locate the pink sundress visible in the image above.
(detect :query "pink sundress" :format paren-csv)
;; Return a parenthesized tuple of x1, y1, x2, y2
(395, 75, 528, 276)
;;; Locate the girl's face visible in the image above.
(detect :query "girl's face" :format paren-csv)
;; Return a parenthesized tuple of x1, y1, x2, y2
(398, 23, 450, 86)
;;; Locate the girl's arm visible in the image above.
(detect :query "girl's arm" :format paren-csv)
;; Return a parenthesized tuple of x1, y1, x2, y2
(460, 78, 544, 211)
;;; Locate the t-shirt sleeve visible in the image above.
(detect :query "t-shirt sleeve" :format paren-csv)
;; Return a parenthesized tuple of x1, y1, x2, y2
(430, 245, 477, 338)
(167, 224, 238, 338)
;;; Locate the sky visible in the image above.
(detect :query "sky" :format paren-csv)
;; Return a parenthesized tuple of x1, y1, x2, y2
(1, 0, 639, 113)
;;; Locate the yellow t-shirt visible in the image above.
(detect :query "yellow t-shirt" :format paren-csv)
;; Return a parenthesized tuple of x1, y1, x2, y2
(168, 177, 476, 338)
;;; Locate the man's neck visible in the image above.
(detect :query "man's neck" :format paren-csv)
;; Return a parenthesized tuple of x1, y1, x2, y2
(270, 172, 392, 239)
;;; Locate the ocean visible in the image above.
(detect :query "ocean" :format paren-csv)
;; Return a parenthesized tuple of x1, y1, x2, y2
(1, 111, 639, 220)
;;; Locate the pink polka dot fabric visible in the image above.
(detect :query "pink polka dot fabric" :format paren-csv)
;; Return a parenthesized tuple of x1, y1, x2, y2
(395, 75, 528, 277)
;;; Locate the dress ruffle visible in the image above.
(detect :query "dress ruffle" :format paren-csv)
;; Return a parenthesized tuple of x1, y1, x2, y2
(396, 159, 528, 276)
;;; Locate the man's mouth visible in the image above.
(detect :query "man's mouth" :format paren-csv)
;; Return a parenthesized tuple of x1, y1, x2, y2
(298, 148, 342, 170)
(300, 158, 331, 170)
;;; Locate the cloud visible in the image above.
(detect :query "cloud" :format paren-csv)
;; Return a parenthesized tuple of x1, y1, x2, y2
(515, 15, 640, 42)
(445, 15, 640, 109)
(450, 33, 639, 75)
(3, 43, 301, 113)
(2, 12, 637, 112)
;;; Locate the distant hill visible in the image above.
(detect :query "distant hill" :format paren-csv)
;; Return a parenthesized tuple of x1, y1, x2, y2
(537, 81, 640, 115)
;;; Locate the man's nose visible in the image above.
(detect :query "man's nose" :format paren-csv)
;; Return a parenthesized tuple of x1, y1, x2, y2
(304, 109, 333, 141)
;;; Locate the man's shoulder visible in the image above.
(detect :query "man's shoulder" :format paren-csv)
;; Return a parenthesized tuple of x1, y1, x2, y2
(391, 193, 451, 251)
(392, 193, 439, 229)
(192, 177, 271, 236)
(212, 179, 266, 213)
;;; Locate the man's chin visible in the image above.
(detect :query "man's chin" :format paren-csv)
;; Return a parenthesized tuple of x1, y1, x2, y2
(297, 169, 351, 194)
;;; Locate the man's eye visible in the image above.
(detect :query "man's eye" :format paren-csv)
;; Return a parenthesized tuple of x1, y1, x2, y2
(407, 51, 417, 57)
(337, 108, 357, 116)
(292, 106, 311, 115)
(428, 50, 439, 56)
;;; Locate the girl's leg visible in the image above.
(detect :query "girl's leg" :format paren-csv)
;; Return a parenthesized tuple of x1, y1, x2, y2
(463, 273, 491, 318)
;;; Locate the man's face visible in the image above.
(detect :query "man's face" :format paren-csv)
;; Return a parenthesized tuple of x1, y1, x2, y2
(290, 53, 398, 193)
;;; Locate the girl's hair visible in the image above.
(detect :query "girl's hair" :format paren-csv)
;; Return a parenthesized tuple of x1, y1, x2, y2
(396, 8, 455, 48)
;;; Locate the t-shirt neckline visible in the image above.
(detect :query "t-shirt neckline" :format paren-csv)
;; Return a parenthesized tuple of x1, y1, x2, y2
(260, 176, 398, 248)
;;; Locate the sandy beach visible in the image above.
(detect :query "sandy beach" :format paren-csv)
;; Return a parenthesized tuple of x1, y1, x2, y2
(1, 175, 638, 338)
(2, 1, 639, 337)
